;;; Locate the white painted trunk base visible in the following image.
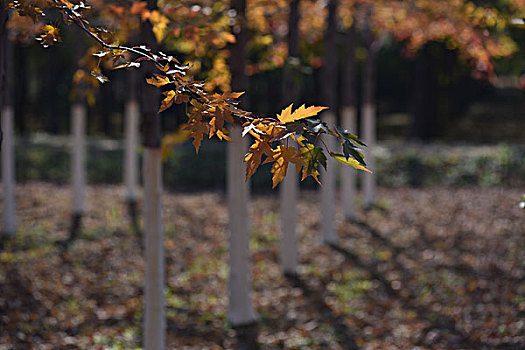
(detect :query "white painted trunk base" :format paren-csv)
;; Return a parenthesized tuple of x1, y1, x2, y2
(124, 100, 140, 201)
(341, 106, 357, 220)
(361, 103, 376, 207)
(320, 111, 338, 245)
(142, 148, 165, 350)
(280, 154, 298, 275)
(227, 126, 257, 326)
(2, 106, 16, 235)
(71, 103, 86, 214)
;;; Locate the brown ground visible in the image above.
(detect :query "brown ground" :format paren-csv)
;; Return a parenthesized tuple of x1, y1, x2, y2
(1, 182, 524, 349)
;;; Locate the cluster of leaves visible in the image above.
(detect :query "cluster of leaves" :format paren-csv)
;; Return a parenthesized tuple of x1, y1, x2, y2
(7, 0, 372, 187)
(369, 0, 519, 78)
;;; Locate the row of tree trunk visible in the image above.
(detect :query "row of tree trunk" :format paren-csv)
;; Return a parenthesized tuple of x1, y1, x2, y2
(1, 1, 378, 349)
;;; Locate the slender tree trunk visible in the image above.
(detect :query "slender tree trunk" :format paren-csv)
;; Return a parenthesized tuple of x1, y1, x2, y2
(142, 147, 164, 350)
(361, 32, 378, 208)
(280, 0, 301, 276)
(70, 102, 86, 238)
(124, 70, 141, 238)
(140, 1, 164, 348)
(1, 5, 16, 238)
(15, 43, 26, 135)
(341, 24, 357, 221)
(227, 0, 258, 341)
(320, 0, 338, 245)
(0, 0, 5, 150)
(68, 28, 87, 244)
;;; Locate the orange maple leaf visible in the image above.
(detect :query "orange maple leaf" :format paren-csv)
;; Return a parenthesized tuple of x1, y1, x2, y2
(267, 145, 302, 188)
(244, 139, 273, 181)
(146, 74, 170, 87)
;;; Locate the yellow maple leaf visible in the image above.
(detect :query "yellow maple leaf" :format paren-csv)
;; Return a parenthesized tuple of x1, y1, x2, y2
(330, 153, 373, 173)
(158, 90, 176, 113)
(277, 104, 328, 124)
(37, 25, 61, 47)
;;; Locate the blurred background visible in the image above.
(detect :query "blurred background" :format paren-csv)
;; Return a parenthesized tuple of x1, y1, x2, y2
(5, 0, 525, 191)
(1, 0, 524, 349)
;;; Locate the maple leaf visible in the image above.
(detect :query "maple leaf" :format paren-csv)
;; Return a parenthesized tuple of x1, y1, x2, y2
(329, 152, 373, 173)
(299, 144, 327, 183)
(244, 140, 273, 181)
(220, 91, 245, 100)
(175, 94, 189, 104)
(216, 129, 231, 142)
(267, 145, 301, 188)
(184, 120, 209, 154)
(90, 68, 109, 84)
(277, 104, 328, 124)
(158, 90, 176, 113)
(37, 24, 61, 47)
(146, 74, 170, 87)
(209, 108, 225, 138)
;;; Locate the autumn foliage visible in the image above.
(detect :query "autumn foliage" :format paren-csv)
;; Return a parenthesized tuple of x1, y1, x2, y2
(7, 0, 372, 188)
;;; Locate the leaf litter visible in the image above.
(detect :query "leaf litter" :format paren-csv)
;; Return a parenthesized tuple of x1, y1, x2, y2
(0, 183, 523, 349)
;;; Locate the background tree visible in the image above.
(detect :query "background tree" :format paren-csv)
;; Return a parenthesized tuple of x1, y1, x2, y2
(280, 0, 301, 277)
(360, 3, 379, 208)
(340, 0, 358, 220)
(67, 27, 88, 245)
(226, 0, 259, 345)
(139, 0, 165, 348)
(320, 0, 338, 244)
(1, 1, 16, 239)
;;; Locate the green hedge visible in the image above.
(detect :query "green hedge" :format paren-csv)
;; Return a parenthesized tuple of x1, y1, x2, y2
(10, 135, 525, 189)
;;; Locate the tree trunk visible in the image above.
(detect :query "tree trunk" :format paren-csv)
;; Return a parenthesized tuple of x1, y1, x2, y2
(320, 0, 338, 245)
(124, 70, 141, 239)
(227, 0, 258, 335)
(341, 24, 357, 221)
(142, 147, 164, 350)
(361, 34, 378, 208)
(140, 1, 164, 348)
(15, 43, 26, 135)
(68, 28, 87, 244)
(1, 5, 16, 237)
(70, 103, 86, 235)
(279, 0, 301, 276)
(1, 106, 15, 237)
(125, 71, 140, 202)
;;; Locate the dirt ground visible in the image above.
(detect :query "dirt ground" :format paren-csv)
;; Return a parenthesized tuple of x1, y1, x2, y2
(1, 183, 524, 349)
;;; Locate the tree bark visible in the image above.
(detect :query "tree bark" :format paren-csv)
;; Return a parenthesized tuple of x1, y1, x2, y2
(68, 27, 88, 244)
(140, 1, 165, 348)
(280, 0, 301, 276)
(361, 30, 378, 208)
(124, 70, 140, 202)
(1, 106, 16, 237)
(341, 24, 357, 220)
(71, 103, 87, 213)
(0, 0, 5, 147)
(320, 0, 338, 245)
(124, 69, 141, 242)
(227, 0, 258, 334)
(1, 5, 16, 237)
